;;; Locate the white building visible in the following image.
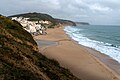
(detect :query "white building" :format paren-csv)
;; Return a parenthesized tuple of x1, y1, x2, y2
(39, 20, 50, 24)
(11, 17, 47, 35)
(29, 25, 36, 33)
(11, 17, 17, 20)
(35, 24, 41, 30)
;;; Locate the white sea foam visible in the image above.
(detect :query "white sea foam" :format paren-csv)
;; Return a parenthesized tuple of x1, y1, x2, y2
(64, 26, 120, 63)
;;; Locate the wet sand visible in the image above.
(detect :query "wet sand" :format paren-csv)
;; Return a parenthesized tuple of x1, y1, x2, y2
(34, 26, 120, 80)
(36, 40, 58, 47)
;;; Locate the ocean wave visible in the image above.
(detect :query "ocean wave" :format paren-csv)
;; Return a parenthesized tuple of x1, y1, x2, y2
(64, 26, 120, 63)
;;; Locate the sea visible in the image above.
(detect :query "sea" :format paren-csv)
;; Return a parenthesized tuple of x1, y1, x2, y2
(64, 24, 120, 63)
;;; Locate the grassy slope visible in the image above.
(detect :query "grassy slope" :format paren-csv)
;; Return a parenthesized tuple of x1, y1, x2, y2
(0, 16, 80, 80)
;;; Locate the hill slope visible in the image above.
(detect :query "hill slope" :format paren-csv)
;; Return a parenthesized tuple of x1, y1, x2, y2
(0, 15, 80, 80)
(55, 19, 76, 26)
(9, 12, 55, 23)
(9, 12, 76, 26)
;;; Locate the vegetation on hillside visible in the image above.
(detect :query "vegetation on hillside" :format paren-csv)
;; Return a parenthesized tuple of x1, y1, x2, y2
(0, 15, 80, 80)
(9, 12, 55, 23)
(9, 12, 76, 26)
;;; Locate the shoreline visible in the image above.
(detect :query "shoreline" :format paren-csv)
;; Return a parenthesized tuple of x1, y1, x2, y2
(34, 26, 120, 80)
(85, 46, 120, 75)
(64, 26, 120, 76)
(65, 32, 120, 76)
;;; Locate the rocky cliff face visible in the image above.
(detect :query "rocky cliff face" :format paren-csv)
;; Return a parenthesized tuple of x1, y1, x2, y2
(0, 15, 80, 80)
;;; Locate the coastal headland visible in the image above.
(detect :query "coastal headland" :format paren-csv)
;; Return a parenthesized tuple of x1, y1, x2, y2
(34, 25, 120, 80)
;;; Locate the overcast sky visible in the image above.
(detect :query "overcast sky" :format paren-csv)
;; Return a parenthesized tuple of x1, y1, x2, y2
(0, 0, 120, 25)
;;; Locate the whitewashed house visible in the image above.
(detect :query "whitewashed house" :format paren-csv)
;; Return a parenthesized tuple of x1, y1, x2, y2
(11, 17, 47, 35)
(12, 17, 17, 20)
(39, 20, 50, 24)
(29, 24, 36, 34)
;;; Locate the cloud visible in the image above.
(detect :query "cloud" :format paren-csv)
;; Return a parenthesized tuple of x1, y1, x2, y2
(40, 0, 60, 10)
(0, 0, 120, 25)
(89, 3, 112, 12)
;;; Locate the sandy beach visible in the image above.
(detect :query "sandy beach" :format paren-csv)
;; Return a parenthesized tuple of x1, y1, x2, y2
(34, 26, 120, 80)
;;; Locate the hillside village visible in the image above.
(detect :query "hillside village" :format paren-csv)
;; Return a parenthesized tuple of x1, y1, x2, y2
(11, 17, 50, 35)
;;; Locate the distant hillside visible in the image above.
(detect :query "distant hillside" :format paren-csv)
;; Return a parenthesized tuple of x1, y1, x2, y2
(76, 22, 90, 25)
(9, 12, 55, 23)
(0, 15, 80, 80)
(9, 12, 76, 26)
(55, 19, 76, 26)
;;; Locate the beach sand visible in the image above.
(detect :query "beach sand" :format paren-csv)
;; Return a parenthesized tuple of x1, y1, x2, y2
(34, 26, 120, 80)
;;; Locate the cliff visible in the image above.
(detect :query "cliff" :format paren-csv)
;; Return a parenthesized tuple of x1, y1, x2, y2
(0, 15, 80, 80)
